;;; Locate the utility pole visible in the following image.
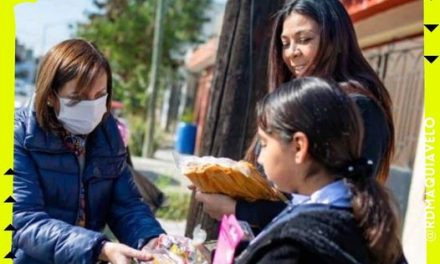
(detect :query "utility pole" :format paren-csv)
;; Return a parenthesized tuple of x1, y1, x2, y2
(142, 0, 166, 158)
(185, 0, 285, 240)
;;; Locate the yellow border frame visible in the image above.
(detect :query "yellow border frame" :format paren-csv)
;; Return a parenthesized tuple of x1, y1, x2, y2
(425, 0, 440, 263)
(0, 0, 36, 262)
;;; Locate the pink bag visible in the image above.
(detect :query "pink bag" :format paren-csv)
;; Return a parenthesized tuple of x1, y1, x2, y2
(213, 215, 245, 264)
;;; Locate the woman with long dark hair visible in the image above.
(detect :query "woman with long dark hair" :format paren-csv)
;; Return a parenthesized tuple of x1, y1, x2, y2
(266, 0, 393, 181)
(195, 0, 395, 235)
(236, 77, 404, 263)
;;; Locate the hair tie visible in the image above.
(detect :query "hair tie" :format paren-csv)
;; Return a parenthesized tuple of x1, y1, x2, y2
(343, 158, 374, 179)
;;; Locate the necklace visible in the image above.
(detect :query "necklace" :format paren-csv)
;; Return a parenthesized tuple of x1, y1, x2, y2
(63, 133, 86, 156)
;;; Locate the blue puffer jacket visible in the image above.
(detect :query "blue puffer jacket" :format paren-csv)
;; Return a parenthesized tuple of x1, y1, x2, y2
(13, 107, 165, 264)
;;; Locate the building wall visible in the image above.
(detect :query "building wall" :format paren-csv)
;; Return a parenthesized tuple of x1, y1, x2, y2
(402, 117, 426, 264)
(354, 0, 422, 49)
(193, 66, 214, 155)
(346, 1, 424, 262)
(363, 36, 423, 168)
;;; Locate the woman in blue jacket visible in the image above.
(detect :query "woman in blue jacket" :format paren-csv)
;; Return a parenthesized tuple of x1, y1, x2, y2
(13, 39, 164, 264)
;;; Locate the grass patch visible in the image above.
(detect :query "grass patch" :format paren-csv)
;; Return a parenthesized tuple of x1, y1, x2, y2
(155, 174, 179, 189)
(156, 191, 191, 220)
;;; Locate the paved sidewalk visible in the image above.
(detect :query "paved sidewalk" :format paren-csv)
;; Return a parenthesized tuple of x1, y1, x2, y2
(131, 148, 192, 190)
(131, 148, 191, 235)
(157, 219, 186, 236)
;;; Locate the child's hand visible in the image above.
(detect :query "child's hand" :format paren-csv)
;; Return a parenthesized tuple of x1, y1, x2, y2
(99, 241, 152, 264)
(195, 192, 236, 220)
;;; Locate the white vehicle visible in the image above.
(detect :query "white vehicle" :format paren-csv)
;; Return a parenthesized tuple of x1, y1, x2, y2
(15, 79, 33, 109)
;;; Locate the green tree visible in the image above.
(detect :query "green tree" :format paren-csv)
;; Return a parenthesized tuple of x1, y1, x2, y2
(76, 0, 211, 154)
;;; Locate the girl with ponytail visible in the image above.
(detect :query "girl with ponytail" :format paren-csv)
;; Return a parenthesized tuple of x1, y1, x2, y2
(235, 77, 405, 264)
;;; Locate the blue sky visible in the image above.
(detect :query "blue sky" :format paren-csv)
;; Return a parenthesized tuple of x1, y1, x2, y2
(15, 0, 226, 57)
(15, 0, 96, 56)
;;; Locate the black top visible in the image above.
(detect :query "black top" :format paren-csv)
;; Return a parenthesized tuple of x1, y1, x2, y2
(235, 94, 390, 234)
(235, 204, 372, 264)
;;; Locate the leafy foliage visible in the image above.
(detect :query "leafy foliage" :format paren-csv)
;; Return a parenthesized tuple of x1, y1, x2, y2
(76, 0, 211, 154)
(77, 0, 211, 113)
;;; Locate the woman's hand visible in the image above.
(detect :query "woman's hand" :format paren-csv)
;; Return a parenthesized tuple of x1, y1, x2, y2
(99, 241, 152, 264)
(141, 237, 159, 251)
(195, 192, 236, 220)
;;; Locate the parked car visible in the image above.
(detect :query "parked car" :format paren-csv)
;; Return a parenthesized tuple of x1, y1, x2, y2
(15, 78, 33, 109)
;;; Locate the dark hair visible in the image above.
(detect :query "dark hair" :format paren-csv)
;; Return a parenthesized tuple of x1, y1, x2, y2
(257, 77, 403, 264)
(267, 0, 394, 183)
(34, 39, 112, 132)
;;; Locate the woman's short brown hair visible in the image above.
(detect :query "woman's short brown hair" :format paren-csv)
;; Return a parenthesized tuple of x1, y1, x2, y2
(34, 38, 112, 132)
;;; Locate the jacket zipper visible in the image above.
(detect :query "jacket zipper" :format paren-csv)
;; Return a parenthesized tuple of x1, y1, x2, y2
(74, 154, 82, 226)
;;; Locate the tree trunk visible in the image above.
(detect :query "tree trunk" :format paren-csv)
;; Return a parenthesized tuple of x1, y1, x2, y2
(142, 0, 166, 158)
(185, 0, 285, 240)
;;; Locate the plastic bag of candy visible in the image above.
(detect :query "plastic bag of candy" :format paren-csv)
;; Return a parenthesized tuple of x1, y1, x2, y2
(139, 225, 211, 264)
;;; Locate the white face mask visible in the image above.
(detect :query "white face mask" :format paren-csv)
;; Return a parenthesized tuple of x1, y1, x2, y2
(56, 94, 108, 135)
